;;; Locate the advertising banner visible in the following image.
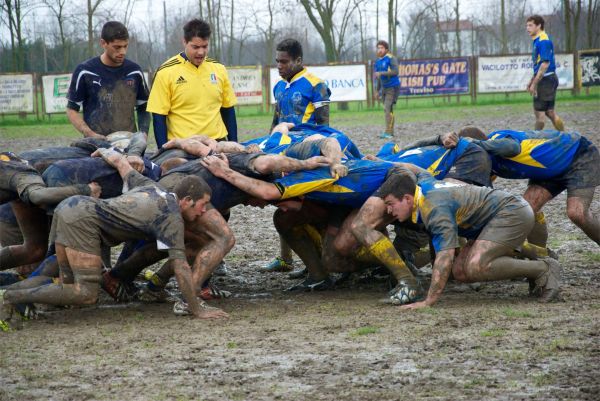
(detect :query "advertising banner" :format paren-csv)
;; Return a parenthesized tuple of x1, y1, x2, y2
(228, 67, 263, 105)
(42, 74, 71, 114)
(396, 57, 470, 96)
(580, 50, 600, 87)
(269, 64, 367, 103)
(0, 74, 34, 113)
(477, 54, 574, 93)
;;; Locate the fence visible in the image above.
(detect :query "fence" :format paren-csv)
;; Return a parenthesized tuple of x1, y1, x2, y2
(1, 51, 599, 119)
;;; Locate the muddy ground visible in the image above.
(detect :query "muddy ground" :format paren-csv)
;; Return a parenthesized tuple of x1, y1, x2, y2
(1, 103, 599, 401)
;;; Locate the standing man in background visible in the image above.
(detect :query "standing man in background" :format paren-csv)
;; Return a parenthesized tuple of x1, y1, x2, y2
(66, 21, 150, 138)
(265, 38, 331, 274)
(526, 15, 565, 131)
(147, 18, 238, 148)
(374, 40, 400, 139)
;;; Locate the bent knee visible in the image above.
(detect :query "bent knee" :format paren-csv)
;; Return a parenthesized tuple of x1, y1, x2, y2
(567, 207, 587, 226)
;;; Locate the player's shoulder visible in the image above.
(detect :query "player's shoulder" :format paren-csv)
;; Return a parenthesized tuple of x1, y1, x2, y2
(302, 71, 325, 87)
(122, 58, 143, 72)
(156, 55, 184, 73)
(538, 31, 551, 42)
(74, 57, 102, 72)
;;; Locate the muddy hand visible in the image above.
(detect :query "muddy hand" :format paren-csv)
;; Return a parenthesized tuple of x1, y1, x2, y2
(440, 131, 458, 148)
(195, 308, 230, 320)
(245, 144, 262, 153)
(400, 300, 429, 310)
(88, 182, 102, 198)
(126, 155, 145, 173)
(200, 154, 229, 174)
(162, 139, 181, 150)
(271, 122, 295, 135)
(330, 162, 348, 178)
(304, 156, 332, 170)
(91, 147, 124, 166)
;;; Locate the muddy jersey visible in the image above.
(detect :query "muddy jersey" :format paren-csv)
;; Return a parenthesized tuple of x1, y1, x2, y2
(406, 167, 528, 252)
(376, 138, 491, 186)
(473, 130, 581, 180)
(242, 124, 363, 159)
(53, 171, 185, 259)
(160, 153, 265, 211)
(0, 203, 16, 225)
(0, 155, 46, 204)
(43, 157, 161, 200)
(19, 147, 91, 173)
(67, 57, 148, 135)
(274, 159, 395, 208)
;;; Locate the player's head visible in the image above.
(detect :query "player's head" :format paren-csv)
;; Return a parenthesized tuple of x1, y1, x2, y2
(276, 39, 303, 81)
(526, 15, 544, 37)
(457, 126, 487, 141)
(378, 173, 416, 222)
(100, 21, 129, 66)
(174, 175, 212, 221)
(183, 19, 211, 66)
(376, 40, 389, 57)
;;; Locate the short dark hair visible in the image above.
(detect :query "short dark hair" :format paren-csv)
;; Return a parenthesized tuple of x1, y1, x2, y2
(377, 40, 390, 50)
(276, 39, 303, 60)
(173, 175, 212, 202)
(457, 126, 487, 140)
(101, 21, 129, 42)
(526, 15, 545, 30)
(377, 170, 416, 200)
(183, 19, 211, 42)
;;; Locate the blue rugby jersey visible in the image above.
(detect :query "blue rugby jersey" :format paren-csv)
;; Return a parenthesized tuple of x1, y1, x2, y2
(273, 69, 331, 126)
(374, 53, 400, 88)
(475, 130, 581, 180)
(274, 159, 395, 208)
(532, 31, 556, 76)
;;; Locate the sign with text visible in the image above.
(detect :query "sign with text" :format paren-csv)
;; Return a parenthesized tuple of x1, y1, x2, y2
(478, 54, 574, 93)
(42, 74, 72, 114)
(269, 64, 367, 103)
(0, 74, 34, 113)
(580, 50, 600, 87)
(228, 67, 263, 105)
(396, 57, 470, 96)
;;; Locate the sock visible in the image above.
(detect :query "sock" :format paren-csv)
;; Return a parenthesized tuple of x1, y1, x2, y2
(368, 237, 416, 285)
(553, 116, 565, 131)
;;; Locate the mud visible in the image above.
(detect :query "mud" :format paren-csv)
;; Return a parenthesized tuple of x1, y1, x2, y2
(1, 103, 599, 401)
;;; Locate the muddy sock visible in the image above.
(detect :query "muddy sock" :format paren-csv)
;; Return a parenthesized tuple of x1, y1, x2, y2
(0, 247, 19, 271)
(368, 237, 416, 285)
(2, 276, 53, 291)
(477, 256, 547, 282)
(279, 236, 293, 263)
(520, 241, 549, 259)
(552, 116, 565, 131)
(527, 212, 548, 247)
(283, 226, 327, 281)
(111, 244, 163, 283)
(353, 246, 380, 265)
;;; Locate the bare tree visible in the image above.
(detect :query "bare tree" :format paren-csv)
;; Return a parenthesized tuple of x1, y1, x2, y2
(453, 0, 461, 56)
(87, 0, 105, 57)
(298, 0, 363, 62)
(585, 0, 599, 48)
(42, 0, 71, 70)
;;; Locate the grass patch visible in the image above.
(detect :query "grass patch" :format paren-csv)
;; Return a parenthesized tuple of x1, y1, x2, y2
(350, 326, 380, 337)
(226, 341, 238, 349)
(415, 306, 439, 315)
(480, 328, 507, 337)
(501, 308, 534, 318)
(582, 251, 600, 263)
(463, 378, 486, 389)
(532, 372, 554, 387)
(476, 348, 526, 362)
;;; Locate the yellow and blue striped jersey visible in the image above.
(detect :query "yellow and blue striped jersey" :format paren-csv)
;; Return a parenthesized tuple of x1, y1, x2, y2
(478, 130, 581, 179)
(273, 69, 331, 126)
(274, 159, 395, 208)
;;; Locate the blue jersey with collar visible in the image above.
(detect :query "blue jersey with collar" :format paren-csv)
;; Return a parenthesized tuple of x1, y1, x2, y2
(274, 159, 395, 208)
(243, 124, 363, 159)
(532, 31, 556, 75)
(376, 138, 471, 178)
(482, 130, 581, 179)
(273, 69, 331, 126)
(67, 57, 148, 135)
(374, 54, 400, 88)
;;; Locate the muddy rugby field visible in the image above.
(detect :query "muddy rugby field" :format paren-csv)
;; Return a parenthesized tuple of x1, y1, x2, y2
(1, 102, 599, 401)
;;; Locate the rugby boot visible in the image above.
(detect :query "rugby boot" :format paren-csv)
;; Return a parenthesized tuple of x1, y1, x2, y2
(535, 258, 562, 303)
(385, 280, 425, 305)
(263, 257, 294, 273)
(173, 298, 218, 316)
(285, 276, 334, 292)
(288, 267, 308, 279)
(213, 261, 229, 276)
(199, 283, 232, 301)
(102, 271, 129, 302)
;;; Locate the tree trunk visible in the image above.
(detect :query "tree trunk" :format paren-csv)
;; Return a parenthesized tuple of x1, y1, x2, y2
(500, 0, 507, 54)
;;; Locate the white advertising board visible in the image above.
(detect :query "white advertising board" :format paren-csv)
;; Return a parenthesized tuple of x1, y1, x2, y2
(0, 74, 34, 113)
(228, 67, 263, 105)
(478, 54, 574, 93)
(269, 64, 367, 103)
(42, 74, 71, 114)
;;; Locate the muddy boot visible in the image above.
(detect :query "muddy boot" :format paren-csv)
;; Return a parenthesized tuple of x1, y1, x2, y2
(534, 258, 562, 303)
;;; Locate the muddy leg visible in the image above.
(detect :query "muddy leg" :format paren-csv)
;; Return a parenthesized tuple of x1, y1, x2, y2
(566, 188, 600, 246)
